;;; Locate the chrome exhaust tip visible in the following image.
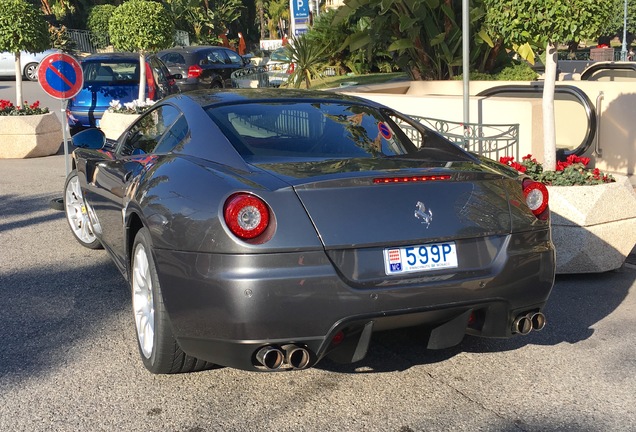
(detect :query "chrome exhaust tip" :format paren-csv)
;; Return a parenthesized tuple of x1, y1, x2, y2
(255, 346, 284, 370)
(283, 344, 311, 370)
(512, 315, 532, 335)
(530, 312, 546, 331)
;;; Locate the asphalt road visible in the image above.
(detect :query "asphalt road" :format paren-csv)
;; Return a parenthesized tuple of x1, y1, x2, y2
(0, 78, 635, 432)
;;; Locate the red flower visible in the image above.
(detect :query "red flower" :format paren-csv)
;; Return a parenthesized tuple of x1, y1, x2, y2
(510, 161, 526, 173)
(499, 156, 514, 165)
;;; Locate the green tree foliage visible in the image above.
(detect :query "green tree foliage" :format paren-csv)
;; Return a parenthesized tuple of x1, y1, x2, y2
(87, 4, 116, 49)
(334, 0, 496, 80)
(162, 0, 244, 45)
(109, 0, 174, 101)
(601, 0, 636, 43)
(0, 0, 50, 105)
(484, 0, 612, 170)
(109, 0, 174, 53)
(266, 0, 289, 38)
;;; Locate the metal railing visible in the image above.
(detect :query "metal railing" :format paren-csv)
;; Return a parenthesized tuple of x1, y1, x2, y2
(66, 29, 191, 54)
(406, 116, 520, 161)
(67, 29, 101, 53)
(231, 65, 290, 88)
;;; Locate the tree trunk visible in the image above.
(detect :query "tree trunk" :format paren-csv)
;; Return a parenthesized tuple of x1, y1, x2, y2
(542, 42, 558, 171)
(258, 1, 265, 40)
(14, 54, 23, 108)
(138, 53, 147, 102)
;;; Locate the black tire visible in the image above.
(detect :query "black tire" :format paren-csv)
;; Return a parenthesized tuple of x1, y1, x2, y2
(24, 62, 39, 81)
(131, 227, 214, 374)
(63, 170, 102, 249)
(49, 197, 64, 211)
(210, 81, 223, 89)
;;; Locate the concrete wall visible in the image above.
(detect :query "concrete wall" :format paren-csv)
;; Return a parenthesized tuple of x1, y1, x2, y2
(338, 79, 636, 181)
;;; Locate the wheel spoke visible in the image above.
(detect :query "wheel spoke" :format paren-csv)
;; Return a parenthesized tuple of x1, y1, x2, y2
(132, 243, 155, 359)
(65, 174, 97, 245)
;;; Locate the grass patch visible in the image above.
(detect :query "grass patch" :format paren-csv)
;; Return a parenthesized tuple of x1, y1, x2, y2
(309, 72, 408, 90)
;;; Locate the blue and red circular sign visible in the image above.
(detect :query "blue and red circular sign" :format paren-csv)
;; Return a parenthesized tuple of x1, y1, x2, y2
(38, 53, 83, 100)
(378, 122, 392, 140)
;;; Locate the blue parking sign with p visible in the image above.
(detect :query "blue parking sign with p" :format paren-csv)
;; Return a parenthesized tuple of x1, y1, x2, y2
(292, 0, 310, 18)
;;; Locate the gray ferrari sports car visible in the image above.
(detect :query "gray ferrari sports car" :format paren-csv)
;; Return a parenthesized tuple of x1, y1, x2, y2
(64, 89, 555, 374)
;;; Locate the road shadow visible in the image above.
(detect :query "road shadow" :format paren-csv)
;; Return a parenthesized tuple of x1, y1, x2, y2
(319, 266, 634, 374)
(0, 261, 128, 379)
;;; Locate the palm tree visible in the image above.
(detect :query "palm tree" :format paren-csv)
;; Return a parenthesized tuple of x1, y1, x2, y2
(285, 34, 327, 89)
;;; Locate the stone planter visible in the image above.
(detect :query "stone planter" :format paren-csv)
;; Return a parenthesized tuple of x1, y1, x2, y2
(548, 175, 636, 274)
(99, 111, 140, 140)
(0, 112, 62, 159)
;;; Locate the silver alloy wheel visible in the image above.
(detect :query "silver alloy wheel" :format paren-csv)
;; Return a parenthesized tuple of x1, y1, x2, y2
(25, 63, 38, 81)
(65, 175, 97, 244)
(133, 243, 155, 359)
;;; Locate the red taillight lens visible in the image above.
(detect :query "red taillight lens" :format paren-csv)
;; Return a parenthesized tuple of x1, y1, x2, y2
(188, 65, 203, 78)
(224, 193, 270, 239)
(522, 179, 549, 219)
(373, 174, 451, 184)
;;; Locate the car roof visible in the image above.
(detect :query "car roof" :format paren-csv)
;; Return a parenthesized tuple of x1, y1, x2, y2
(160, 45, 234, 54)
(174, 88, 384, 109)
(81, 52, 149, 62)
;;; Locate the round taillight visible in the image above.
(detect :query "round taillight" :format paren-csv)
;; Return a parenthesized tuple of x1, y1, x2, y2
(522, 180, 549, 217)
(224, 193, 270, 239)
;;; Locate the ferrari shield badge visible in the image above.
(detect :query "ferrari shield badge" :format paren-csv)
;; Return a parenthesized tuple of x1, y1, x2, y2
(414, 201, 433, 228)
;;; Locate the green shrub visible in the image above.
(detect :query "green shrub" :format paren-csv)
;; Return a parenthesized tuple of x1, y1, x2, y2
(49, 25, 76, 53)
(495, 62, 538, 81)
(87, 4, 116, 49)
(109, 0, 174, 53)
(453, 72, 495, 80)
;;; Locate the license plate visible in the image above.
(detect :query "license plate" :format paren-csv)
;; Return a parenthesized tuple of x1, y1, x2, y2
(383, 242, 458, 275)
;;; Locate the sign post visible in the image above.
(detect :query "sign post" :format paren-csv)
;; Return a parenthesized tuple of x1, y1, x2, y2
(38, 53, 83, 175)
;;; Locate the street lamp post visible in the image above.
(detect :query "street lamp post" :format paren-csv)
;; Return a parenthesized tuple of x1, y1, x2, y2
(462, 0, 469, 147)
(622, 0, 628, 60)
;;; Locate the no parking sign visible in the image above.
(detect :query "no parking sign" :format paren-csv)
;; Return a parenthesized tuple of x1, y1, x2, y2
(38, 52, 84, 177)
(38, 53, 83, 100)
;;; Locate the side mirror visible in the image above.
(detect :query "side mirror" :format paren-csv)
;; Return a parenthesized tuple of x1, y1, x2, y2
(72, 128, 106, 149)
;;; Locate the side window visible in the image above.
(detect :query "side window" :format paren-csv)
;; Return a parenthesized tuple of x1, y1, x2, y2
(225, 50, 243, 65)
(162, 53, 185, 65)
(155, 115, 189, 154)
(118, 105, 183, 156)
(206, 50, 226, 64)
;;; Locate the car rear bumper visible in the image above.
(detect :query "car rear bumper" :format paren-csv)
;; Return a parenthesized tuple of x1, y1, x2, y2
(68, 108, 105, 129)
(154, 230, 555, 371)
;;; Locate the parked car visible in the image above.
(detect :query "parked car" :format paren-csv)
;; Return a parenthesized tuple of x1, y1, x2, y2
(66, 52, 180, 135)
(263, 46, 294, 86)
(64, 89, 555, 374)
(157, 45, 250, 91)
(0, 49, 59, 81)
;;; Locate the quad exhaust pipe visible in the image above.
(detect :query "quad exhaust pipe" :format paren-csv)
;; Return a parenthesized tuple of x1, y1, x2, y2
(255, 346, 284, 370)
(255, 344, 311, 370)
(512, 312, 546, 335)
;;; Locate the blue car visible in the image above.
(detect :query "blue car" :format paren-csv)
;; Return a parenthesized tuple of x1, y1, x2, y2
(66, 52, 180, 135)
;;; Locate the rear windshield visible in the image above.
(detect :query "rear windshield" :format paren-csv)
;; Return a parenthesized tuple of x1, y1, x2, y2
(205, 101, 465, 162)
(83, 61, 138, 84)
